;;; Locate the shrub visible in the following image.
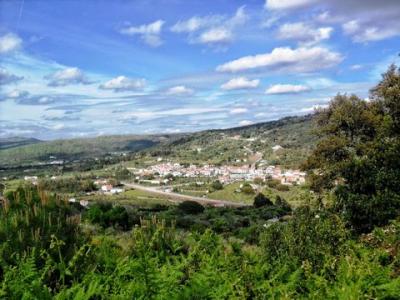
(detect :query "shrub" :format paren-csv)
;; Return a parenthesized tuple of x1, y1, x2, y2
(241, 183, 255, 194)
(276, 184, 290, 191)
(275, 195, 291, 211)
(177, 201, 205, 214)
(211, 180, 223, 190)
(253, 193, 273, 208)
(266, 179, 280, 188)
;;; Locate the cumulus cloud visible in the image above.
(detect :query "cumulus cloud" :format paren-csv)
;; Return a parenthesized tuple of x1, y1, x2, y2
(0, 33, 22, 54)
(198, 28, 232, 44)
(3, 90, 57, 105)
(239, 120, 254, 126)
(171, 6, 247, 46)
(0, 68, 23, 85)
(342, 19, 400, 43)
(277, 22, 333, 45)
(120, 20, 165, 47)
(165, 85, 194, 96)
(45, 67, 90, 87)
(266, 84, 311, 94)
(265, 0, 317, 10)
(301, 1, 400, 43)
(216, 46, 342, 73)
(221, 77, 260, 90)
(170, 15, 223, 33)
(99, 76, 146, 92)
(230, 108, 248, 114)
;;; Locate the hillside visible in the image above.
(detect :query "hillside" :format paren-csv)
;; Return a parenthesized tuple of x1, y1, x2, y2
(0, 134, 179, 168)
(148, 114, 316, 168)
(0, 115, 316, 170)
(0, 136, 42, 150)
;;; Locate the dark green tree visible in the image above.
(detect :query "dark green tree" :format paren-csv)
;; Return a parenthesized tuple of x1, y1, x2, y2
(253, 193, 273, 208)
(304, 65, 400, 232)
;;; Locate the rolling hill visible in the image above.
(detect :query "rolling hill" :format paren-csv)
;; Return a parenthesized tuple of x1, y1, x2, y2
(0, 114, 316, 169)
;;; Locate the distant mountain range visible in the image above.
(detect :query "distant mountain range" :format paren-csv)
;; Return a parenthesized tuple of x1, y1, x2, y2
(0, 114, 316, 168)
(0, 137, 43, 150)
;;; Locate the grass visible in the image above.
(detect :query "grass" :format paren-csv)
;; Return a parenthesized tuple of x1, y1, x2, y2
(79, 188, 174, 207)
(207, 182, 256, 204)
(206, 181, 313, 206)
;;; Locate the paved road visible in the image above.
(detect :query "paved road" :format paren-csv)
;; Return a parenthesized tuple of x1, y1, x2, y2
(122, 182, 249, 207)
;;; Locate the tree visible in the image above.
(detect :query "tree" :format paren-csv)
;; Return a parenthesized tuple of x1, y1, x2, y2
(253, 193, 273, 208)
(303, 65, 400, 232)
(115, 167, 131, 180)
(211, 180, 223, 190)
(178, 201, 205, 214)
(275, 195, 291, 211)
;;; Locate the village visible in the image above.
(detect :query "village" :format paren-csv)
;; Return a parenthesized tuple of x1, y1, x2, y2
(129, 161, 306, 186)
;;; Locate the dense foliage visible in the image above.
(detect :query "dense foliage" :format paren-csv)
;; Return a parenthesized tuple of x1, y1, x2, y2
(1, 187, 399, 298)
(304, 64, 400, 233)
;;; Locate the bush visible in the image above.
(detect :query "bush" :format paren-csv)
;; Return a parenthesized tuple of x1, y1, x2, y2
(266, 179, 280, 188)
(276, 184, 290, 191)
(253, 193, 273, 208)
(211, 180, 223, 190)
(253, 177, 264, 185)
(241, 183, 255, 194)
(178, 201, 205, 214)
(275, 195, 291, 211)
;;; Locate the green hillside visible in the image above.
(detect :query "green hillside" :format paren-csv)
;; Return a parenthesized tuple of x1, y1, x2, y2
(148, 114, 316, 168)
(0, 134, 177, 167)
(0, 114, 316, 169)
(0, 136, 42, 150)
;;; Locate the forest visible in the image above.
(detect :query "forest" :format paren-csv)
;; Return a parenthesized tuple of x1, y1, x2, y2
(0, 65, 400, 299)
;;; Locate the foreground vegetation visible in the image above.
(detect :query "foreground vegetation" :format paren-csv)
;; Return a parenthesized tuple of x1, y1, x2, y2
(1, 65, 400, 298)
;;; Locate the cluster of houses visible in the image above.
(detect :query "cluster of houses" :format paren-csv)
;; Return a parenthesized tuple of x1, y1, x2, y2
(94, 179, 124, 194)
(129, 162, 306, 186)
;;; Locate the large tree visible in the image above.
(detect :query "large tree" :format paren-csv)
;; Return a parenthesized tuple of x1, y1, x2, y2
(304, 65, 400, 232)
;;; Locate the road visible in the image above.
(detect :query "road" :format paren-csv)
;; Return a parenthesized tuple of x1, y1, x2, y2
(122, 182, 249, 207)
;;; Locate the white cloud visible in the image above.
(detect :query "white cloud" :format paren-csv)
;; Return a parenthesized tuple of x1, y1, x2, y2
(171, 15, 222, 33)
(216, 46, 342, 73)
(342, 19, 400, 43)
(165, 85, 194, 96)
(0, 68, 23, 85)
(172, 6, 247, 46)
(230, 108, 248, 114)
(198, 28, 232, 44)
(120, 20, 165, 47)
(45, 67, 90, 87)
(52, 123, 66, 130)
(265, 0, 317, 10)
(99, 76, 146, 92)
(239, 120, 254, 126)
(221, 77, 260, 90)
(0, 33, 22, 54)
(266, 84, 311, 94)
(277, 22, 333, 45)
(350, 64, 363, 70)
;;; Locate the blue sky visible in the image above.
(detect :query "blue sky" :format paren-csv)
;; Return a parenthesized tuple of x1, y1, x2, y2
(0, 0, 399, 140)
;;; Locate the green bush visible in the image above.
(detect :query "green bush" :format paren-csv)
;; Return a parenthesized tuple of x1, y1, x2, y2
(211, 180, 223, 190)
(276, 184, 290, 191)
(253, 193, 273, 208)
(177, 200, 205, 214)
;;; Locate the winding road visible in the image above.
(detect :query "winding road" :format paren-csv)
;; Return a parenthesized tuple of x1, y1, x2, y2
(122, 182, 249, 207)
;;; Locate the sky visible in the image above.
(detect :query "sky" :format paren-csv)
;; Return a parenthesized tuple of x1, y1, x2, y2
(0, 0, 399, 140)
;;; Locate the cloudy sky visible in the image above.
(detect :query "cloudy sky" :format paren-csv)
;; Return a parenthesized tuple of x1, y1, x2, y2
(0, 0, 399, 140)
